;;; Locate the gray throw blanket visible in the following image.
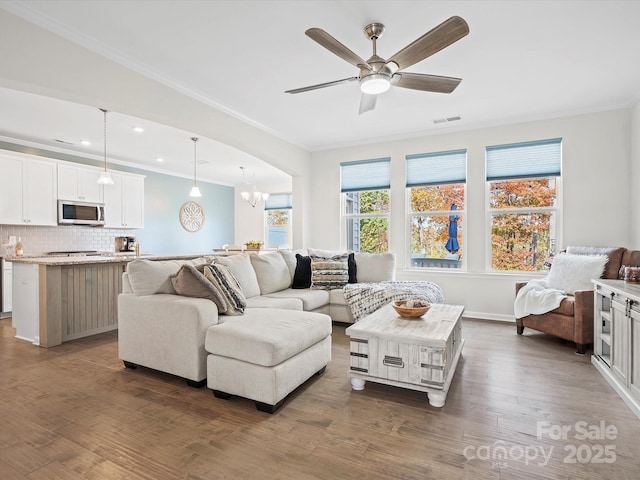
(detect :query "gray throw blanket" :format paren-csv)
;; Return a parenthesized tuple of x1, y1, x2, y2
(344, 281, 445, 322)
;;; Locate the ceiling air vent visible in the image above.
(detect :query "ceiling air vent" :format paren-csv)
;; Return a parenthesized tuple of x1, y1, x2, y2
(433, 116, 462, 124)
(54, 139, 74, 145)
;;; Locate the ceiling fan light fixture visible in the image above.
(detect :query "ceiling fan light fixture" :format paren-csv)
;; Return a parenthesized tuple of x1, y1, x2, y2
(360, 74, 391, 95)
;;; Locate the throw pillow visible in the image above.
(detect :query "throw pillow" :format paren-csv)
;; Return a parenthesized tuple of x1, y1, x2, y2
(292, 254, 312, 289)
(354, 252, 396, 282)
(170, 264, 228, 313)
(348, 252, 357, 283)
(203, 264, 246, 315)
(546, 253, 608, 294)
(249, 251, 291, 294)
(213, 254, 261, 298)
(310, 253, 349, 290)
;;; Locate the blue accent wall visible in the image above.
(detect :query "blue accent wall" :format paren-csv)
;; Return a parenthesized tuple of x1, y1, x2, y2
(134, 171, 234, 254)
(0, 142, 235, 254)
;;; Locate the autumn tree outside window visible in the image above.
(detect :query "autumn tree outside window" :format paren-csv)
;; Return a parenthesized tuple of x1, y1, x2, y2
(486, 138, 562, 272)
(406, 149, 467, 269)
(341, 158, 391, 253)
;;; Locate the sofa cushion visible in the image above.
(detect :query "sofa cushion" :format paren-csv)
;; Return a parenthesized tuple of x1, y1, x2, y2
(329, 288, 347, 306)
(203, 264, 246, 315)
(292, 254, 312, 289)
(171, 264, 228, 313)
(214, 254, 261, 298)
(279, 249, 308, 281)
(205, 308, 331, 367)
(127, 257, 213, 296)
(245, 295, 303, 310)
(354, 252, 396, 283)
(547, 253, 608, 294)
(311, 254, 349, 290)
(250, 251, 291, 294)
(264, 288, 330, 311)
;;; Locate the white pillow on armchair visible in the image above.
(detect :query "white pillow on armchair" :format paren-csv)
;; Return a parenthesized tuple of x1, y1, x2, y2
(546, 253, 608, 294)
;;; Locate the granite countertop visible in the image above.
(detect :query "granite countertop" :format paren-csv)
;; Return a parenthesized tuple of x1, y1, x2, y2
(5, 253, 216, 266)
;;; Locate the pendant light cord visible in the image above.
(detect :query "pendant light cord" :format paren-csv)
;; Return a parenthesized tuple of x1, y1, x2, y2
(192, 137, 198, 186)
(101, 108, 108, 172)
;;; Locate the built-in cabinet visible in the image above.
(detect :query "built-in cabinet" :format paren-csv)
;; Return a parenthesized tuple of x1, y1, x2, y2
(593, 279, 640, 418)
(1, 258, 12, 317)
(0, 152, 57, 226)
(57, 164, 104, 203)
(0, 151, 144, 230)
(103, 172, 144, 229)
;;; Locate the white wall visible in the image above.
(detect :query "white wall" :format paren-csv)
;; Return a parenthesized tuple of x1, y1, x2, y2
(308, 109, 632, 320)
(631, 100, 640, 249)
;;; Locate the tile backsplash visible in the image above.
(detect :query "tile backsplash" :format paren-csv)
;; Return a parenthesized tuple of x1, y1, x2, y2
(0, 225, 136, 256)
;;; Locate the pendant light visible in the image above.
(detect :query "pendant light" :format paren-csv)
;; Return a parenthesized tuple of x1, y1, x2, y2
(189, 137, 202, 197)
(96, 108, 115, 185)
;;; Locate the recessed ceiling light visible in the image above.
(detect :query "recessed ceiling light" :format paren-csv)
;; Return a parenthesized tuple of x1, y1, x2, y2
(155, 157, 164, 163)
(80, 140, 91, 146)
(132, 126, 144, 133)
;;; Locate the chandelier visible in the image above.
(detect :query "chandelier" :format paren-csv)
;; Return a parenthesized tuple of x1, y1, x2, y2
(239, 166, 269, 207)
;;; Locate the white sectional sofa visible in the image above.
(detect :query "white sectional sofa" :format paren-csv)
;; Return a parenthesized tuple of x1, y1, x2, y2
(117, 249, 442, 411)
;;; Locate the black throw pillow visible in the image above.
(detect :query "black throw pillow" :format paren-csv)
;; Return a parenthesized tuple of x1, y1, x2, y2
(292, 254, 312, 289)
(348, 252, 357, 283)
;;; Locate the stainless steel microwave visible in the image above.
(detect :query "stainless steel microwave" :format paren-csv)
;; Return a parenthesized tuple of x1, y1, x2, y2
(57, 200, 105, 226)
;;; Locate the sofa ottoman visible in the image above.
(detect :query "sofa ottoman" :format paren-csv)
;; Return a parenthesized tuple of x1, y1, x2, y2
(205, 308, 332, 413)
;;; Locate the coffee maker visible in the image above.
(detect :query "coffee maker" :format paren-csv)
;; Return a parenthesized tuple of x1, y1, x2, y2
(115, 236, 137, 252)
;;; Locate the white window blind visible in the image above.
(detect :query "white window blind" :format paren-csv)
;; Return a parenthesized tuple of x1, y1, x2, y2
(341, 158, 391, 192)
(265, 193, 292, 210)
(486, 138, 562, 181)
(406, 149, 467, 187)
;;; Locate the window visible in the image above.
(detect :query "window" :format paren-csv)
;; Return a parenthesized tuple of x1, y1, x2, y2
(264, 193, 292, 248)
(341, 158, 390, 253)
(406, 149, 466, 269)
(486, 138, 561, 271)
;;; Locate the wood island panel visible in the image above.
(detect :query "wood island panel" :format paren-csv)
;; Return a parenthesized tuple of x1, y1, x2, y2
(39, 262, 126, 347)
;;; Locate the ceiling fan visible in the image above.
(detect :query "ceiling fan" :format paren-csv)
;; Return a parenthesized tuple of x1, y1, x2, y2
(285, 16, 469, 114)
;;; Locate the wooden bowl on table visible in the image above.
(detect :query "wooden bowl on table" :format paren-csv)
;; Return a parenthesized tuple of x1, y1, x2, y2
(392, 300, 431, 318)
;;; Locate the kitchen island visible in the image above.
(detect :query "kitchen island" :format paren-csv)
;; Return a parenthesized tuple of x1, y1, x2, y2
(9, 253, 212, 347)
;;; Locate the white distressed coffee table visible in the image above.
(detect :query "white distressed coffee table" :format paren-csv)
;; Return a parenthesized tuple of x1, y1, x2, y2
(345, 303, 464, 407)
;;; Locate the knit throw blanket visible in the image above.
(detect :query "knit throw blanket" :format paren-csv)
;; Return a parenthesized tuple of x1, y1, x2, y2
(343, 281, 445, 322)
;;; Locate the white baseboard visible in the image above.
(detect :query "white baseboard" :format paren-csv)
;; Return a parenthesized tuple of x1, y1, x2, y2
(462, 311, 514, 323)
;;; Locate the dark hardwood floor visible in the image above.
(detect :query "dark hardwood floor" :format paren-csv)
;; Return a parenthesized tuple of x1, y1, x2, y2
(0, 315, 638, 479)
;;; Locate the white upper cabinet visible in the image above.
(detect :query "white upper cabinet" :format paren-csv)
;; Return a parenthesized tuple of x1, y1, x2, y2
(103, 172, 145, 229)
(0, 155, 24, 224)
(0, 152, 57, 226)
(57, 164, 104, 203)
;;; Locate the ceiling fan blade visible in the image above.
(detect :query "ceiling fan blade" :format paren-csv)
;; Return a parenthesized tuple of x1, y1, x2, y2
(306, 28, 370, 68)
(359, 93, 377, 114)
(285, 76, 359, 94)
(393, 72, 462, 93)
(387, 16, 469, 71)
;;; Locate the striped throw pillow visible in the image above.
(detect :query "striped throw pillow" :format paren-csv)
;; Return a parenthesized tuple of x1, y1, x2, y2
(203, 264, 246, 315)
(310, 253, 349, 290)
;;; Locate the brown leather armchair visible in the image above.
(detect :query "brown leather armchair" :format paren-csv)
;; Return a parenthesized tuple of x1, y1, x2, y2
(515, 246, 637, 354)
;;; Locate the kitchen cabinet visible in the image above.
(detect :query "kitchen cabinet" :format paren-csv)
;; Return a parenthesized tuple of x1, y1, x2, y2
(1, 259, 12, 317)
(57, 163, 104, 203)
(103, 172, 144, 229)
(0, 152, 57, 226)
(593, 279, 640, 418)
